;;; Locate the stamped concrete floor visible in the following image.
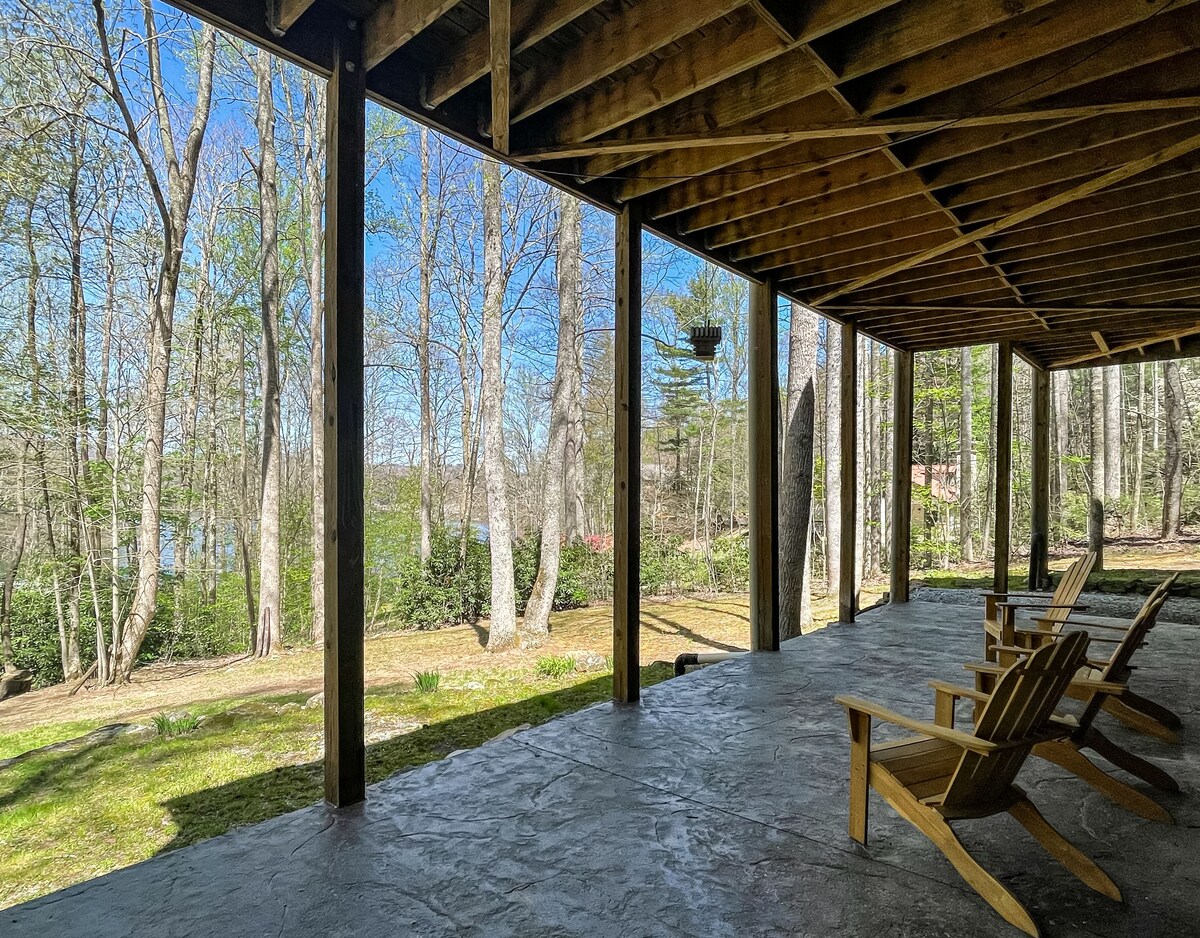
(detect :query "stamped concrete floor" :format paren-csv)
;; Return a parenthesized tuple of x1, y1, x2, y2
(5, 602, 1198, 938)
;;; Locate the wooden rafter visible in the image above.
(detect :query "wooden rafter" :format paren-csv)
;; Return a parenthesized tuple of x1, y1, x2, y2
(489, 0, 510, 154)
(364, 0, 461, 71)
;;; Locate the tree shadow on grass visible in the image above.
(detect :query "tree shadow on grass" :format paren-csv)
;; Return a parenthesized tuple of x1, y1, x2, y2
(640, 610, 744, 653)
(153, 663, 673, 857)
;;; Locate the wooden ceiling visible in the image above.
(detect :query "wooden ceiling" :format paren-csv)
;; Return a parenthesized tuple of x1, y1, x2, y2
(176, 0, 1200, 369)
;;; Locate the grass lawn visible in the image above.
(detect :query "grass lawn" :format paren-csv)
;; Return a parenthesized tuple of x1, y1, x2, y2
(0, 662, 672, 909)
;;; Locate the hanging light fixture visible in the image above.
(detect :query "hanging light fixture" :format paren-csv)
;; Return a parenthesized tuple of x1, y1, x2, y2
(686, 322, 722, 361)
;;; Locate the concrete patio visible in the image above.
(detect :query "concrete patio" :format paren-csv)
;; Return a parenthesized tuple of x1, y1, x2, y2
(5, 600, 1197, 937)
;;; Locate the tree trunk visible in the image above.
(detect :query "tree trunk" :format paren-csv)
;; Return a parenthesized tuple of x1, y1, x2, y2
(481, 159, 518, 651)
(457, 289, 477, 560)
(1132, 362, 1145, 531)
(1103, 364, 1122, 507)
(524, 193, 582, 642)
(1162, 360, 1184, 540)
(107, 8, 216, 681)
(959, 347, 974, 563)
(1090, 367, 1106, 508)
(1, 444, 29, 673)
(418, 126, 435, 564)
(253, 48, 282, 657)
(823, 324, 841, 594)
(1052, 369, 1070, 535)
(303, 73, 326, 644)
(781, 304, 818, 640)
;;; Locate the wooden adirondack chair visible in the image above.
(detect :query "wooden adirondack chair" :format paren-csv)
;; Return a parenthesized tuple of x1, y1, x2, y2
(983, 552, 1095, 662)
(961, 580, 1180, 823)
(836, 632, 1119, 938)
(1029, 574, 1182, 744)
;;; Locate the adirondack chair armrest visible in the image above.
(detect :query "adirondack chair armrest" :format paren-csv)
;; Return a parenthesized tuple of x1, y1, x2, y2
(835, 695, 998, 755)
(995, 601, 1086, 612)
(928, 679, 990, 703)
(1070, 678, 1126, 696)
(1035, 616, 1127, 631)
(963, 661, 1005, 676)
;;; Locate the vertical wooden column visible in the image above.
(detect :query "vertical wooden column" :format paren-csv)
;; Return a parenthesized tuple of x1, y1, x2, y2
(613, 203, 642, 703)
(749, 279, 779, 651)
(1029, 365, 1051, 590)
(993, 342, 1014, 594)
(323, 19, 366, 808)
(890, 349, 914, 604)
(839, 323, 858, 623)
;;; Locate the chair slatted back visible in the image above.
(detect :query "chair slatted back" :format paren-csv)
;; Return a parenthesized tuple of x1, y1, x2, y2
(940, 632, 1090, 809)
(1041, 552, 1097, 630)
(1077, 574, 1178, 729)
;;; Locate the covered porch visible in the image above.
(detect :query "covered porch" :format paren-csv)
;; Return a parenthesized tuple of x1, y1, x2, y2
(6, 601, 1197, 936)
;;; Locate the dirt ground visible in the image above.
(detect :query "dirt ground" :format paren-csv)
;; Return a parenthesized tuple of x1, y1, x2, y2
(1, 594, 809, 735)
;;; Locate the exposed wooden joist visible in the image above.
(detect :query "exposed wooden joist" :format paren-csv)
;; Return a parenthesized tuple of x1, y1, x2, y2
(1092, 331, 1111, 355)
(489, 0, 510, 154)
(508, 0, 743, 125)
(324, 17, 367, 809)
(813, 128, 1200, 305)
(1054, 324, 1200, 368)
(517, 99, 1200, 160)
(364, 0, 461, 72)
(749, 278, 780, 651)
(425, 0, 601, 107)
(271, 0, 316, 33)
(613, 201, 642, 704)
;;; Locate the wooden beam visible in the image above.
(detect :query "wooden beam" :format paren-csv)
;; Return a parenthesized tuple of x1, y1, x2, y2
(1029, 366, 1051, 590)
(749, 279, 780, 651)
(813, 128, 1200, 305)
(364, 0, 460, 71)
(890, 349, 913, 604)
(516, 99, 1200, 160)
(489, 0, 510, 154)
(613, 202, 642, 703)
(1091, 332, 1110, 355)
(272, 0, 316, 33)
(839, 323, 858, 623)
(508, 0, 743, 125)
(425, 0, 600, 107)
(1054, 324, 1200, 368)
(748, 0, 803, 40)
(324, 17, 366, 809)
(993, 343, 1013, 594)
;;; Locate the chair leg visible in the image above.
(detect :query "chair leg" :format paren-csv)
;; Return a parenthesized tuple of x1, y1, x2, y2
(1034, 740, 1173, 823)
(1120, 689, 1183, 731)
(872, 771, 1039, 937)
(1008, 798, 1121, 902)
(848, 709, 870, 846)
(1101, 697, 1180, 744)
(1084, 727, 1181, 793)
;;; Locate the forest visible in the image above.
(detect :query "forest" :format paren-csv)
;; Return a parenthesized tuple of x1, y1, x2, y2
(1, 0, 1197, 690)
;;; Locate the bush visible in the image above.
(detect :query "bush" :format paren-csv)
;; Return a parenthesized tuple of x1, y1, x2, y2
(152, 711, 201, 737)
(535, 654, 575, 678)
(513, 538, 592, 613)
(394, 527, 491, 630)
(412, 670, 441, 693)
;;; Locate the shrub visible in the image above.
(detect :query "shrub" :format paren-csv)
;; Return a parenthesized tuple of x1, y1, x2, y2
(535, 654, 575, 679)
(413, 670, 441, 693)
(152, 711, 201, 738)
(513, 538, 593, 612)
(395, 527, 491, 630)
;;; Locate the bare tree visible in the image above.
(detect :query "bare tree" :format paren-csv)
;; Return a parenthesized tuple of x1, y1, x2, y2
(1103, 365, 1122, 505)
(781, 304, 818, 639)
(96, 1, 216, 680)
(1089, 368, 1106, 510)
(252, 47, 281, 656)
(481, 158, 518, 651)
(959, 347, 974, 562)
(417, 126, 435, 564)
(524, 192, 583, 643)
(823, 324, 841, 594)
(1162, 359, 1184, 540)
(1052, 369, 1070, 533)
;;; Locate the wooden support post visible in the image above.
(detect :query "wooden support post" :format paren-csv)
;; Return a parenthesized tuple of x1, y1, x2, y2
(613, 202, 642, 703)
(323, 18, 366, 808)
(488, 0, 510, 154)
(1030, 366, 1051, 590)
(839, 323, 858, 623)
(993, 342, 1013, 595)
(749, 279, 779, 651)
(890, 349, 914, 604)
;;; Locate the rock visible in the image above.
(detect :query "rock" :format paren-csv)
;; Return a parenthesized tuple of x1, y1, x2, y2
(279, 702, 302, 711)
(0, 669, 33, 702)
(465, 681, 485, 690)
(303, 692, 324, 710)
(569, 650, 607, 673)
(488, 722, 531, 744)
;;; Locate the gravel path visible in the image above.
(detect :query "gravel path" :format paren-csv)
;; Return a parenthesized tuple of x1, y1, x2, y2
(912, 586, 1200, 625)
